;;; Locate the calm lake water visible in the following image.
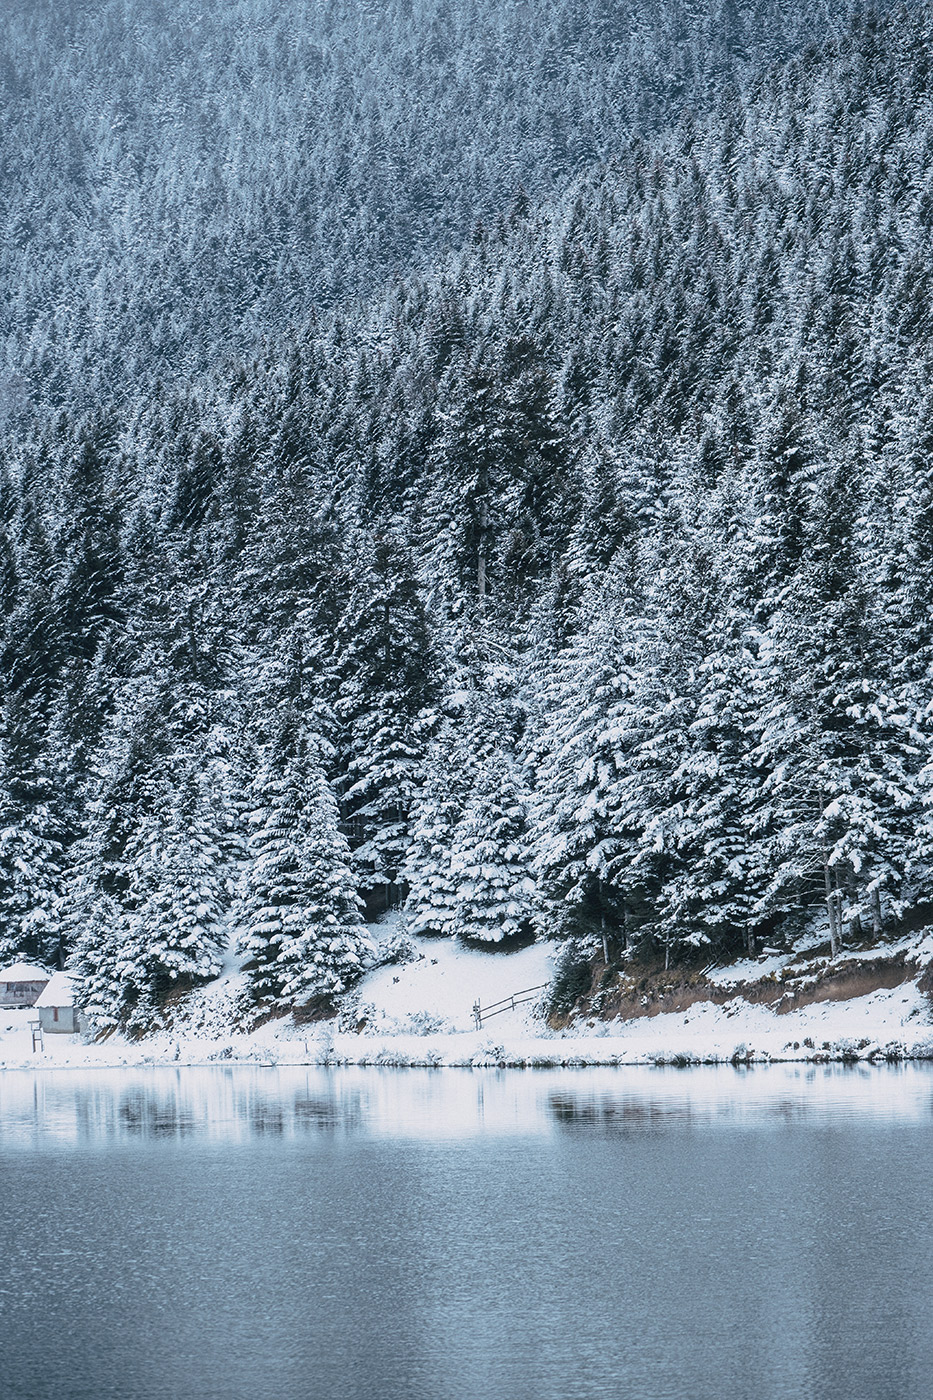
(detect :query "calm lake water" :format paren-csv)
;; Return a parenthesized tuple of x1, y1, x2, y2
(1, 1064, 931, 1400)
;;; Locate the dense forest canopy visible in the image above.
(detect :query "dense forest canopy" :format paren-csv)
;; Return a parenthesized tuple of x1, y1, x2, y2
(1, 0, 932, 1028)
(1, 0, 873, 411)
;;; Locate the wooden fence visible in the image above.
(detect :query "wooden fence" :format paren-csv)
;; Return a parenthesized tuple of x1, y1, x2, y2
(472, 983, 549, 1030)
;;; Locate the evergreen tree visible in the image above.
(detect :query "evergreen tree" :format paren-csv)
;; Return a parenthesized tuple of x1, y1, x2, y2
(69, 892, 129, 1032)
(116, 769, 229, 1023)
(0, 720, 66, 967)
(333, 528, 439, 911)
(237, 730, 371, 1008)
(526, 570, 642, 945)
(449, 749, 538, 946)
(402, 733, 469, 939)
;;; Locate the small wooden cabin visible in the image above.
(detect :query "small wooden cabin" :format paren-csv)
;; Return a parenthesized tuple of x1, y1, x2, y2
(0, 963, 50, 1009)
(35, 972, 81, 1034)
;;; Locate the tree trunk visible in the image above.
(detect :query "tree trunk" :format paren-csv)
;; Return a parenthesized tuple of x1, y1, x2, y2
(477, 497, 488, 601)
(819, 796, 839, 958)
(846, 866, 862, 941)
(822, 838, 839, 958)
(870, 887, 884, 938)
(598, 877, 609, 963)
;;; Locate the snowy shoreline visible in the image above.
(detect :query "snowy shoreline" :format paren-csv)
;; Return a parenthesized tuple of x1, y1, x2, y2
(3, 992, 931, 1073)
(3, 1036, 933, 1073)
(4, 929, 931, 1073)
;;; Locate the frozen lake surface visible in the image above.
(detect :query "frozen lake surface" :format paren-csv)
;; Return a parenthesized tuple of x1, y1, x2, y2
(1, 1064, 931, 1400)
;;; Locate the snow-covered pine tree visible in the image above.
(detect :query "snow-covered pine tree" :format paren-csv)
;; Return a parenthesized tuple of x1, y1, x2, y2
(643, 465, 773, 959)
(333, 527, 439, 913)
(402, 723, 474, 938)
(117, 769, 229, 1025)
(586, 538, 717, 968)
(62, 607, 239, 1026)
(526, 568, 641, 945)
(69, 891, 130, 1032)
(237, 728, 372, 1009)
(752, 447, 920, 951)
(883, 385, 933, 914)
(67, 765, 232, 1033)
(0, 720, 66, 967)
(660, 629, 769, 958)
(420, 346, 508, 612)
(449, 747, 538, 945)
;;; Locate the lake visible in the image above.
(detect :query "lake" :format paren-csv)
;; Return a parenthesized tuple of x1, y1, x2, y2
(0, 1064, 931, 1400)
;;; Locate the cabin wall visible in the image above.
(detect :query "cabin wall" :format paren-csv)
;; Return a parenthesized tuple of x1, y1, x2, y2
(0, 982, 49, 1009)
(38, 1005, 77, 1034)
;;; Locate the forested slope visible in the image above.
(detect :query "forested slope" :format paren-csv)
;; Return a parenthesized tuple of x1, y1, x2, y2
(1, 1, 932, 1029)
(1, 0, 869, 409)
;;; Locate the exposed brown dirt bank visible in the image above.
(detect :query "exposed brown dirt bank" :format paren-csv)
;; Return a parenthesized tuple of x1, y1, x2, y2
(554, 950, 923, 1029)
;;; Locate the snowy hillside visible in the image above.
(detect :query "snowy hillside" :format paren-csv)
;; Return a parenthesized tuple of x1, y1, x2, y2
(2, 2, 933, 1040)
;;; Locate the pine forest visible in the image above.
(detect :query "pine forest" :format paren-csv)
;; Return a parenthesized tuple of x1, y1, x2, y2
(2, 0, 933, 1031)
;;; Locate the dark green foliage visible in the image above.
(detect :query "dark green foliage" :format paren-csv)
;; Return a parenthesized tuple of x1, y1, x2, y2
(546, 940, 596, 1018)
(4, 0, 933, 1019)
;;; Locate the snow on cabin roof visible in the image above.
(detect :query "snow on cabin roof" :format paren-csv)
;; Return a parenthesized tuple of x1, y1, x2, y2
(0, 962, 50, 983)
(35, 972, 76, 1008)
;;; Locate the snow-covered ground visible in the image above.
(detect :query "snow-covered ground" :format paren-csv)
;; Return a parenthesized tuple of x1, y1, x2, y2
(350, 930, 554, 1035)
(1, 926, 931, 1070)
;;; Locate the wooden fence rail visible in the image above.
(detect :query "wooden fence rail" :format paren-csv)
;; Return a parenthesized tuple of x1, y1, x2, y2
(472, 983, 549, 1030)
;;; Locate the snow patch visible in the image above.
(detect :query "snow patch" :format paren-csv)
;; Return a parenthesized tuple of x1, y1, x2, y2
(354, 930, 556, 1034)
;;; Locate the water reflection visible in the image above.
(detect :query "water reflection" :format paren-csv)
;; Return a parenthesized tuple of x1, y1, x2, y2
(0, 1062, 931, 1148)
(546, 1063, 933, 1134)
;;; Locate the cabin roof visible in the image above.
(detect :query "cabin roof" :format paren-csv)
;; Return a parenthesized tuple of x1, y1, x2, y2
(0, 963, 50, 983)
(35, 972, 76, 1008)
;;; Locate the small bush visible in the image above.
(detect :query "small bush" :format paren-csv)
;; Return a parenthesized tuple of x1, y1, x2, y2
(371, 931, 418, 969)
